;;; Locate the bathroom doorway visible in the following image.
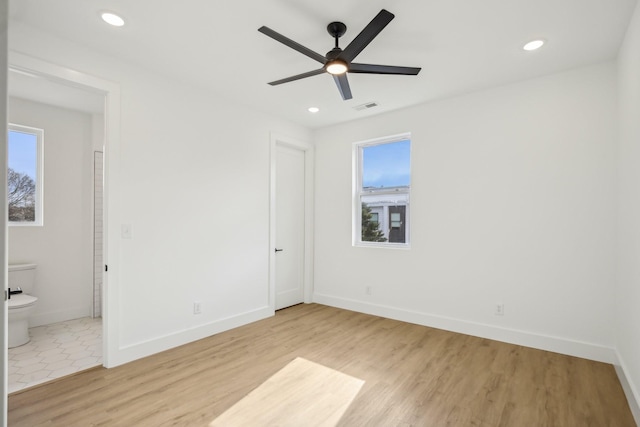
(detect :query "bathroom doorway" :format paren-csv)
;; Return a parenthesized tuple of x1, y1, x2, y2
(6, 53, 119, 390)
(7, 69, 103, 391)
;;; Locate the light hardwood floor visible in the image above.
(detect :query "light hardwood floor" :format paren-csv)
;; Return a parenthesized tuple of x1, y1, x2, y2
(8, 304, 636, 426)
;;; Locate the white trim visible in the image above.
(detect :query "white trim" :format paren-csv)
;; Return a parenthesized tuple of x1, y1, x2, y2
(7, 123, 44, 226)
(1, 2, 9, 421)
(8, 50, 122, 368)
(615, 351, 640, 425)
(29, 307, 91, 328)
(313, 292, 618, 364)
(7, 263, 37, 271)
(354, 132, 412, 148)
(108, 306, 272, 367)
(269, 133, 314, 310)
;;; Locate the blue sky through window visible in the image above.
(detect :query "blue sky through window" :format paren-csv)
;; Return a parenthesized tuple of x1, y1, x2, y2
(362, 139, 410, 188)
(8, 131, 37, 179)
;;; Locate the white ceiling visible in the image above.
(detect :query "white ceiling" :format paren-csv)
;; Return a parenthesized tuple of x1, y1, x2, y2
(8, 0, 638, 128)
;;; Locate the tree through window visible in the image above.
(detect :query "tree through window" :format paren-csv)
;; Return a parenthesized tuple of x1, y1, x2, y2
(8, 124, 44, 225)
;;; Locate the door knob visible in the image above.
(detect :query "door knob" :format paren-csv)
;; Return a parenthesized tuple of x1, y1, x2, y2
(275, 248, 284, 253)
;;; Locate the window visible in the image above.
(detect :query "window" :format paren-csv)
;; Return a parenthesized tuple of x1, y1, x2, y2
(354, 133, 410, 247)
(8, 124, 44, 226)
(390, 212, 401, 228)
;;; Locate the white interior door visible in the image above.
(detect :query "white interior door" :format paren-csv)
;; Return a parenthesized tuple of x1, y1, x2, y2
(275, 144, 305, 310)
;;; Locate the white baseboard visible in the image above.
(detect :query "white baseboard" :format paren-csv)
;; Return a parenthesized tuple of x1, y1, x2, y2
(29, 307, 92, 328)
(313, 293, 617, 364)
(615, 352, 640, 426)
(105, 306, 274, 368)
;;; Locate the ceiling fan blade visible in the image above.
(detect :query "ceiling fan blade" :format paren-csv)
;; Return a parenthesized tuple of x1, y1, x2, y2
(333, 74, 352, 100)
(349, 63, 421, 75)
(268, 68, 326, 86)
(340, 9, 395, 63)
(258, 26, 326, 64)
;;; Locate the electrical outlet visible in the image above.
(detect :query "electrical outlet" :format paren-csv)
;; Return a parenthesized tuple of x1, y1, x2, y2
(193, 302, 202, 315)
(365, 286, 372, 295)
(495, 303, 504, 316)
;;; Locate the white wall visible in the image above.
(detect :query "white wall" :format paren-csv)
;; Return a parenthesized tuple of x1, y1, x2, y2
(9, 23, 311, 365)
(8, 97, 94, 326)
(314, 62, 618, 363)
(616, 1, 640, 421)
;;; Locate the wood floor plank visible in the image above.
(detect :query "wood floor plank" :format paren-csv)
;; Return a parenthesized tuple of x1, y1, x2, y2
(8, 304, 636, 426)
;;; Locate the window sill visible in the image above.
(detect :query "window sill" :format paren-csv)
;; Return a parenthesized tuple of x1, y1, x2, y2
(354, 241, 411, 250)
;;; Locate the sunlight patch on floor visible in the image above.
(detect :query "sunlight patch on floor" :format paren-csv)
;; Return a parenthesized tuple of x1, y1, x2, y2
(210, 357, 365, 427)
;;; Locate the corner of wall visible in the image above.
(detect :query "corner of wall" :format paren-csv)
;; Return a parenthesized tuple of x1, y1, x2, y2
(614, 352, 640, 426)
(615, 1, 640, 424)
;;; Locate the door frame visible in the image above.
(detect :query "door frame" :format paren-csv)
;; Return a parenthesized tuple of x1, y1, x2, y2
(269, 133, 314, 312)
(2, 3, 9, 419)
(7, 51, 121, 368)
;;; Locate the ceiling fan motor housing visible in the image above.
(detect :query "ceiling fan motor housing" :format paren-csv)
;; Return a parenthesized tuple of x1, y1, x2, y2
(327, 22, 347, 39)
(326, 47, 343, 60)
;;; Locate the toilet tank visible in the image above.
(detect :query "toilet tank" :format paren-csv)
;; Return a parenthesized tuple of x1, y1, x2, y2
(8, 264, 37, 294)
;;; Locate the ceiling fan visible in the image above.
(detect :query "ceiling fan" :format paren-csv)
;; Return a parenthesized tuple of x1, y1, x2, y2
(258, 9, 421, 101)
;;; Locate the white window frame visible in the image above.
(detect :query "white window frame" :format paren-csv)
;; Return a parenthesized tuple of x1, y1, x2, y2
(8, 123, 44, 226)
(353, 132, 411, 249)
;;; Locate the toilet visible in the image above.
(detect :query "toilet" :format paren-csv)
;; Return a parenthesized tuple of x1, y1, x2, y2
(8, 264, 39, 348)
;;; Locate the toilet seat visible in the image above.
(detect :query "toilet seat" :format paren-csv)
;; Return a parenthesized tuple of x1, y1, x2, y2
(8, 294, 38, 309)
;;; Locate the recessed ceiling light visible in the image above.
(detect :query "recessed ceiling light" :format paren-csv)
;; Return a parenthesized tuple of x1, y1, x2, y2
(308, 107, 320, 113)
(101, 12, 125, 27)
(523, 39, 545, 51)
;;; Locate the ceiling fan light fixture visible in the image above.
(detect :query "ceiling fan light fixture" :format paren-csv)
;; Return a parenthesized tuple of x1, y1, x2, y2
(326, 60, 348, 75)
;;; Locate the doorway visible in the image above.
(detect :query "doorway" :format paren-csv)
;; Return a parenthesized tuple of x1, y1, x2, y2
(5, 52, 121, 374)
(269, 134, 314, 311)
(6, 69, 104, 392)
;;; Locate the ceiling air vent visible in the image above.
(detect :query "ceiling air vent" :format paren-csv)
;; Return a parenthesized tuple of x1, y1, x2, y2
(353, 102, 379, 111)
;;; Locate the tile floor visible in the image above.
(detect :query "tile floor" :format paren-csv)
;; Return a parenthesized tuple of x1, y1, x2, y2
(8, 317, 102, 393)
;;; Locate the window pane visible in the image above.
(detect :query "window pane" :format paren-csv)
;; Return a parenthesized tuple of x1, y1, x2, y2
(362, 139, 410, 189)
(8, 129, 39, 223)
(361, 202, 386, 242)
(390, 212, 401, 228)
